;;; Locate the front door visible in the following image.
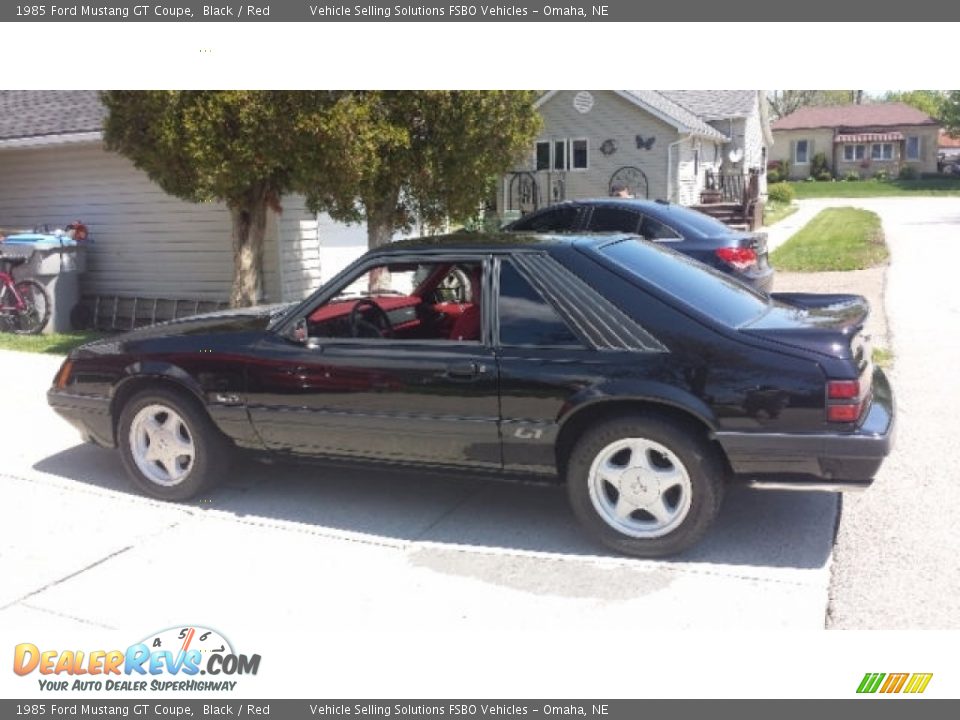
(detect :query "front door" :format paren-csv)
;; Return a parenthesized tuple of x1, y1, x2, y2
(245, 256, 501, 468)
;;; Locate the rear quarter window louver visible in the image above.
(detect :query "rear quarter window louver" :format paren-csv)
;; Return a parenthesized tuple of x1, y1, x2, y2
(511, 254, 666, 353)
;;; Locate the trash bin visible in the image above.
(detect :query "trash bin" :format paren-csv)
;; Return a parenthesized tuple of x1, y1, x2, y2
(1, 233, 85, 334)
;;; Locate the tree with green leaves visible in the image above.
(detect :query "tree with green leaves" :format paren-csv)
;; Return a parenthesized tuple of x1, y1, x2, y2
(881, 90, 946, 119)
(300, 91, 542, 256)
(942, 91, 960, 138)
(101, 91, 379, 307)
(767, 90, 865, 119)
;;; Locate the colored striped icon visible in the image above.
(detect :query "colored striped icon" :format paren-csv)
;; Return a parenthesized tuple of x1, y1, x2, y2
(857, 672, 933, 694)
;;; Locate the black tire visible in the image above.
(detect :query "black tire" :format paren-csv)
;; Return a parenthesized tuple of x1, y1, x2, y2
(565, 413, 725, 557)
(11, 280, 50, 335)
(117, 387, 231, 501)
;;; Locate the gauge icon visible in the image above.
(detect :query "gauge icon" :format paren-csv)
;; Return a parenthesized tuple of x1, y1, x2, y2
(140, 626, 234, 657)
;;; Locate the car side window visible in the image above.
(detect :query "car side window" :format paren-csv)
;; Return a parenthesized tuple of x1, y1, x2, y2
(640, 215, 681, 241)
(509, 206, 581, 232)
(498, 261, 582, 347)
(586, 206, 641, 233)
(305, 260, 483, 343)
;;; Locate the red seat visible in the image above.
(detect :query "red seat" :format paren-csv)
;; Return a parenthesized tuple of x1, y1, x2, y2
(448, 304, 481, 341)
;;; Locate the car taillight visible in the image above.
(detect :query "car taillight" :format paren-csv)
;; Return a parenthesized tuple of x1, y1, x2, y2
(54, 359, 73, 390)
(826, 379, 863, 423)
(828, 380, 859, 399)
(715, 246, 757, 271)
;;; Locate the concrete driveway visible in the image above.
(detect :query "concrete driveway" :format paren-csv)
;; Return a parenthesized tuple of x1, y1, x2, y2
(0, 346, 837, 668)
(780, 197, 960, 629)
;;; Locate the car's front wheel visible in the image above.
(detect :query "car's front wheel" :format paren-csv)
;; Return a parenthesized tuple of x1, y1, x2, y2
(566, 414, 725, 557)
(118, 387, 230, 501)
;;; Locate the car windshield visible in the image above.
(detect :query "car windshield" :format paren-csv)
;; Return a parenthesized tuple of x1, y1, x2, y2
(648, 204, 735, 237)
(599, 238, 769, 327)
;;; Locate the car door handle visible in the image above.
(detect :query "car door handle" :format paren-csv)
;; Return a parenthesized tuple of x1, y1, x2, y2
(446, 362, 483, 380)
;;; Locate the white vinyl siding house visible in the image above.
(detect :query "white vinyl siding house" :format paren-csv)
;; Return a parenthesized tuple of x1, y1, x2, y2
(501, 91, 771, 224)
(0, 140, 333, 303)
(0, 91, 374, 327)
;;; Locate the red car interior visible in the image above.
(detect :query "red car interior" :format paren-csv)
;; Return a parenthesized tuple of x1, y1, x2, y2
(307, 263, 482, 341)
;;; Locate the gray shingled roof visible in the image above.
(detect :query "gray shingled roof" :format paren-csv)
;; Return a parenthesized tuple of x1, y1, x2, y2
(659, 90, 758, 121)
(0, 90, 105, 141)
(621, 90, 728, 141)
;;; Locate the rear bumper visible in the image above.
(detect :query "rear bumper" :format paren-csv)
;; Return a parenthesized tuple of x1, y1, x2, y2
(714, 367, 895, 491)
(47, 389, 115, 448)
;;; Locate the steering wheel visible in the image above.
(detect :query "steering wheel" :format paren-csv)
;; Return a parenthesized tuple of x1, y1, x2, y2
(349, 298, 393, 338)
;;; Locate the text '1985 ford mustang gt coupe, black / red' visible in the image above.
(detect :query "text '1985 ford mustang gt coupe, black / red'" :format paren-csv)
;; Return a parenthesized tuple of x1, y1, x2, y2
(48, 233, 894, 557)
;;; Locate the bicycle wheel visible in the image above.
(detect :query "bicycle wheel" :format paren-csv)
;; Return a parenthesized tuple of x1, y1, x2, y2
(12, 280, 51, 335)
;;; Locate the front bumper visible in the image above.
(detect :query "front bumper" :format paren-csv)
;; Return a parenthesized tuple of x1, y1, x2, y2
(714, 367, 895, 491)
(47, 389, 115, 448)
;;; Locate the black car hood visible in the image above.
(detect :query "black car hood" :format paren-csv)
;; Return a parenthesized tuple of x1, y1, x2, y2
(81, 303, 295, 348)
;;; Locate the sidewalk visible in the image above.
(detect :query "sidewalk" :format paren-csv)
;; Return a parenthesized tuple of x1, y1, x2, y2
(763, 199, 833, 252)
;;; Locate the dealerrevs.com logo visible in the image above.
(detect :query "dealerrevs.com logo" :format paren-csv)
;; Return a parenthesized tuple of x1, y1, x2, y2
(13, 626, 261, 692)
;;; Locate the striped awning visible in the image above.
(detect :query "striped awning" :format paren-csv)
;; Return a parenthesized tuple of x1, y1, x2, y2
(834, 132, 904, 143)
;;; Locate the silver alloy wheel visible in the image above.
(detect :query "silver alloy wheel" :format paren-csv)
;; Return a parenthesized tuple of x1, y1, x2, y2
(587, 437, 693, 538)
(129, 404, 196, 487)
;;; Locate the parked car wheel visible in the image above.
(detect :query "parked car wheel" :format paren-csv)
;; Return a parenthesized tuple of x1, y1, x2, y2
(565, 414, 725, 557)
(118, 387, 230, 501)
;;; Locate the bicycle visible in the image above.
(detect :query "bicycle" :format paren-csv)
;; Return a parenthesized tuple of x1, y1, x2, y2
(0, 254, 51, 334)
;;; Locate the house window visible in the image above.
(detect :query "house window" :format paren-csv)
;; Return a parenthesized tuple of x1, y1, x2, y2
(535, 141, 550, 171)
(843, 144, 866, 161)
(871, 143, 894, 161)
(537, 138, 589, 172)
(906, 136, 921, 161)
(794, 140, 809, 165)
(553, 140, 566, 171)
(571, 139, 588, 170)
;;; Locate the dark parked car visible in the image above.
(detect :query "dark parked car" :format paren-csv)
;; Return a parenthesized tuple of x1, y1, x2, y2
(48, 233, 893, 557)
(503, 198, 774, 292)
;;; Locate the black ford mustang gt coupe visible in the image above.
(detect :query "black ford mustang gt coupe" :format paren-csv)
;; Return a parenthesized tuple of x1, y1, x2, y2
(48, 233, 894, 557)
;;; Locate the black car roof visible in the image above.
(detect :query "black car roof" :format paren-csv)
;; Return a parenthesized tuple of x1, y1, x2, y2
(372, 231, 630, 255)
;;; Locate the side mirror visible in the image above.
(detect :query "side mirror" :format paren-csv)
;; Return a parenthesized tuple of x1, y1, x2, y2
(286, 317, 308, 345)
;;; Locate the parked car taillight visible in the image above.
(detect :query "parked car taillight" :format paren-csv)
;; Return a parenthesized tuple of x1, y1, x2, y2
(54, 359, 73, 390)
(828, 379, 860, 399)
(715, 247, 757, 271)
(827, 379, 864, 423)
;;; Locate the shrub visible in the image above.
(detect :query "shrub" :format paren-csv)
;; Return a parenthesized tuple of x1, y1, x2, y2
(810, 152, 831, 180)
(898, 165, 918, 180)
(874, 169, 889, 181)
(767, 182, 796, 204)
(767, 159, 789, 183)
(843, 170, 861, 182)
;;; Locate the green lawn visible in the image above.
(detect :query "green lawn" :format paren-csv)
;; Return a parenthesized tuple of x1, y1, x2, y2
(0, 331, 103, 355)
(771, 208, 888, 271)
(790, 177, 960, 199)
(763, 201, 798, 226)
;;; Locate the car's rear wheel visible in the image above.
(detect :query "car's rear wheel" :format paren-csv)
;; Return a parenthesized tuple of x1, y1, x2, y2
(118, 387, 230, 501)
(565, 414, 724, 557)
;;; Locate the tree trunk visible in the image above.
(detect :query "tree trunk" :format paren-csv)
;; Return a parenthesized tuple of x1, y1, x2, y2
(228, 189, 269, 308)
(365, 196, 397, 293)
